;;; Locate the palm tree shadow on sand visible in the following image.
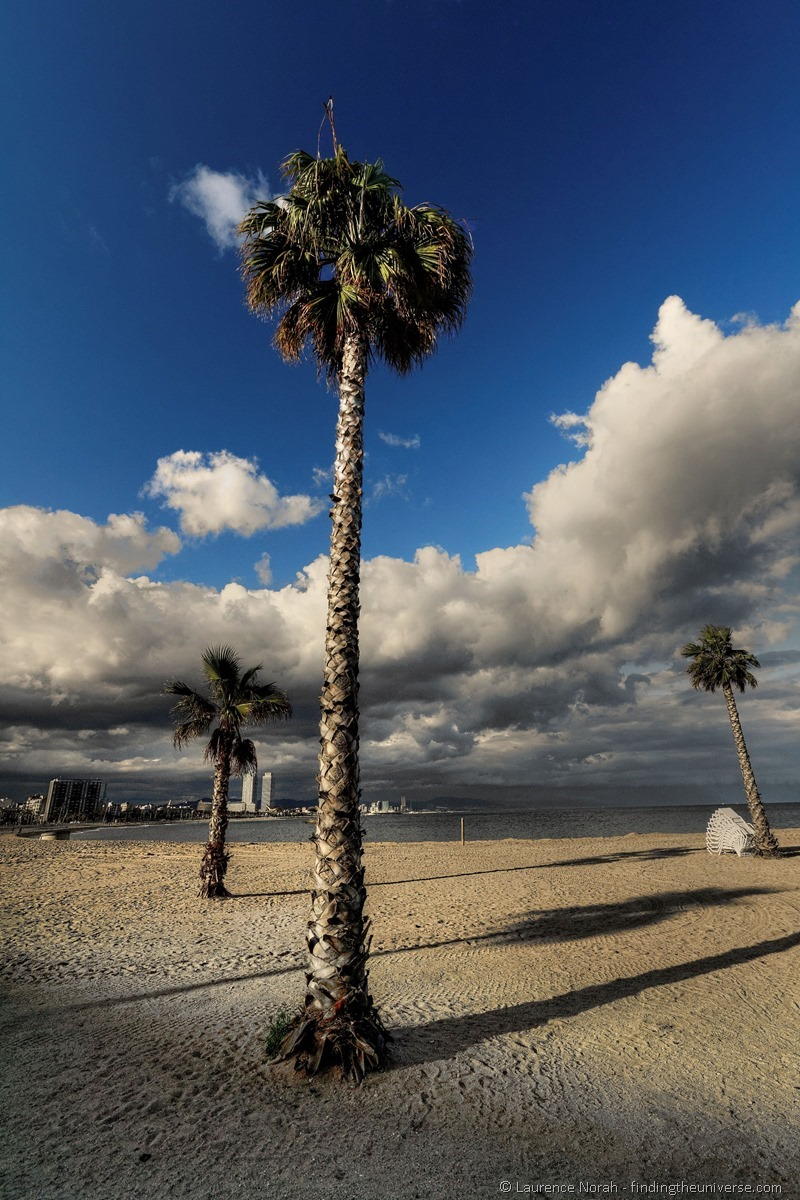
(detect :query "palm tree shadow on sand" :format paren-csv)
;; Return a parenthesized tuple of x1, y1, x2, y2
(28, 885, 785, 1024)
(231, 845, 702, 898)
(389, 927, 800, 1071)
(377, 885, 780, 957)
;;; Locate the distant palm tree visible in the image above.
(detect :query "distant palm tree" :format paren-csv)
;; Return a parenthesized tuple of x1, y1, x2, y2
(164, 646, 292, 897)
(681, 625, 779, 856)
(238, 118, 472, 1080)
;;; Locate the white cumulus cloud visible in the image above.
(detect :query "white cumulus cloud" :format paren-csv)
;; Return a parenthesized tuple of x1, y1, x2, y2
(143, 450, 325, 537)
(2, 297, 800, 800)
(523, 294, 800, 646)
(169, 165, 270, 251)
(0, 506, 180, 576)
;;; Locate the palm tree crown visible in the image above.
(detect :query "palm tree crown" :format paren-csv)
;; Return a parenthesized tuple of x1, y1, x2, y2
(165, 645, 292, 773)
(238, 146, 472, 378)
(681, 625, 760, 694)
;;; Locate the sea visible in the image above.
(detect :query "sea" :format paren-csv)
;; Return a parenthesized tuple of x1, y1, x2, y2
(74, 802, 800, 844)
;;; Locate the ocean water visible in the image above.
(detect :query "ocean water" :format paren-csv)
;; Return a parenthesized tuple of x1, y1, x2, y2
(74, 802, 800, 844)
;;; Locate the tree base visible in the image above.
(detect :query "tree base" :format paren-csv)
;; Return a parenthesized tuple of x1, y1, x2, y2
(199, 881, 232, 899)
(275, 996, 391, 1084)
(754, 840, 781, 858)
(198, 840, 230, 899)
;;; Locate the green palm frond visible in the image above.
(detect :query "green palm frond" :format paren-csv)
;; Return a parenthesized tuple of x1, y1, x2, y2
(163, 680, 216, 748)
(239, 145, 472, 380)
(171, 717, 214, 750)
(201, 645, 242, 700)
(238, 682, 293, 726)
(238, 200, 284, 239)
(239, 664, 264, 691)
(681, 625, 760, 693)
(280, 148, 317, 184)
(164, 649, 292, 757)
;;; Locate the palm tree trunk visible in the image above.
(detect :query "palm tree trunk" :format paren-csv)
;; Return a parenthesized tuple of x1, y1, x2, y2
(722, 682, 779, 856)
(200, 747, 232, 897)
(280, 330, 388, 1082)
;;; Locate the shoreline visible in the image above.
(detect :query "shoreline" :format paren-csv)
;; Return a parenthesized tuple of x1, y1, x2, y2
(63, 799, 800, 845)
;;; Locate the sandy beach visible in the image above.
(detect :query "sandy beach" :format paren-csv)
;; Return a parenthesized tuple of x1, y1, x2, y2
(1, 829, 798, 1199)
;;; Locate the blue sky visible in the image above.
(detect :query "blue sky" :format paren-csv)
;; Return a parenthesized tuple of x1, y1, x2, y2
(2, 0, 800, 801)
(4, 0, 800, 588)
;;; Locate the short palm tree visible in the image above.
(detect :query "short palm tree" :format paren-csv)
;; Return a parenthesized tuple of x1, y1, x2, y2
(238, 130, 472, 1079)
(681, 625, 779, 856)
(164, 645, 292, 897)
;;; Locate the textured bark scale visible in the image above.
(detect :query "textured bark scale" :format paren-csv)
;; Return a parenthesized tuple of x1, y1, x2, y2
(722, 683, 779, 856)
(283, 332, 388, 1079)
(199, 746, 232, 897)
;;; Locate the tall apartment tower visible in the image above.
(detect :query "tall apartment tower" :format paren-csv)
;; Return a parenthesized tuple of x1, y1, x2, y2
(43, 778, 106, 823)
(241, 771, 262, 814)
(262, 771, 273, 810)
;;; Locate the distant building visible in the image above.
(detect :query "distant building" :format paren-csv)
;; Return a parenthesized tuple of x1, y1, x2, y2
(0, 798, 19, 825)
(23, 794, 46, 821)
(262, 771, 273, 810)
(43, 778, 107, 823)
(241, 770, 262, 813)
(366, 799, 392, 814)
(229, 769, 273, 815)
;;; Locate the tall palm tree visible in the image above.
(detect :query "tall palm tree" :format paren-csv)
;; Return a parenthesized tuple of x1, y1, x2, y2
(238, 129, 472, 1080)
(681, 625, 779, 856)
(164, 645, 292, 897)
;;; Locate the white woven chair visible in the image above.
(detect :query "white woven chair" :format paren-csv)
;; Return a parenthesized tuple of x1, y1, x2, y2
(706, 807, 755, 857)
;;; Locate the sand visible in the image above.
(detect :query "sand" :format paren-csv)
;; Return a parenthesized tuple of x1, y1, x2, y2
(0, 829, 798, 1200)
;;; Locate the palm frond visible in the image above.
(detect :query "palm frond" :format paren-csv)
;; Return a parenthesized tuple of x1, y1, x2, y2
(237, 200, 284, 239)
(239, 665, 264, 691)
(274, 283, 342, 369)
(239, 683, 293, 726)
(201, 645, 242, 699)
(370, 304, 437, 374)
(163, 680, 216, 748)
(681, 625, 760, 693)
(171, 717, 214, 749)
(230, 737, 258, 777)
(281, 148, 317, 183)
(203, 726, 230, 766)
